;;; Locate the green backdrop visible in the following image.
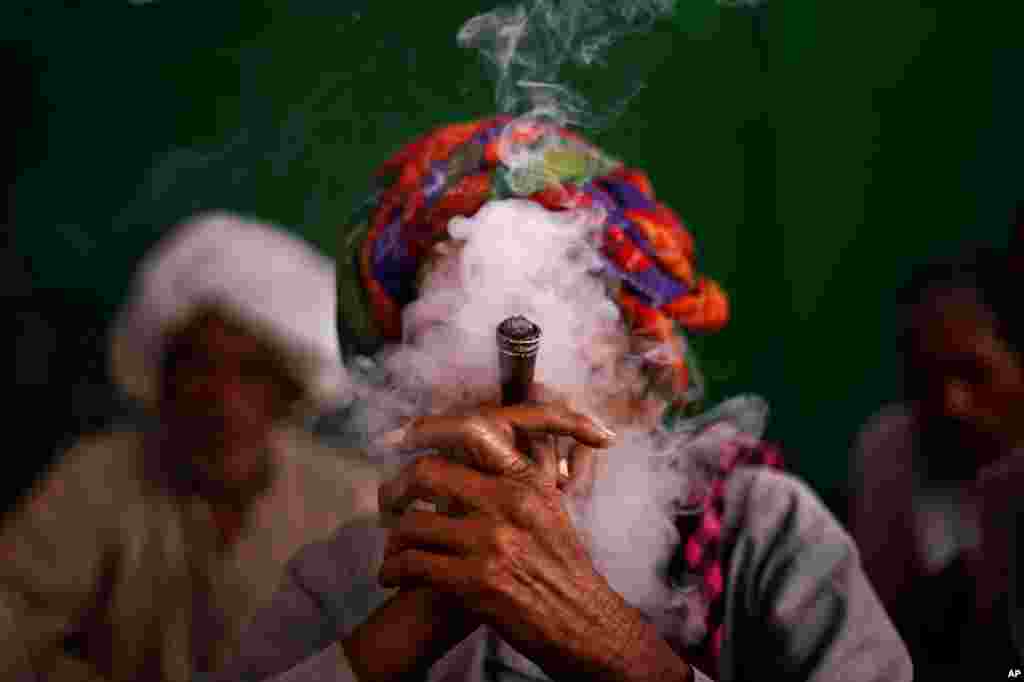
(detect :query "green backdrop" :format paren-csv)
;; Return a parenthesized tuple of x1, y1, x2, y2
(8, 0, 1021, 501)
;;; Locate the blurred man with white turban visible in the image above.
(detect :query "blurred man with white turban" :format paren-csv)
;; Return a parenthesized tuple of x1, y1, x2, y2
(0, 212, 389, 682)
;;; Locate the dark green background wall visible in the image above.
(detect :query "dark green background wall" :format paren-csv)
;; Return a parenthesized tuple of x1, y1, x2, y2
(7, 1, 1021, 505)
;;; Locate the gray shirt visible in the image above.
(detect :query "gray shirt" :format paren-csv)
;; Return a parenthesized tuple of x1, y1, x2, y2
(216, 468, 912, 682)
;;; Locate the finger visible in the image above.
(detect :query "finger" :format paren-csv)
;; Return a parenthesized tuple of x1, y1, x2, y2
(385, 510, 482, 557)
(493, 404, 617, 449)
(524, 382, 585, 484)
(482, 388, 563, 486)
(564, 443, 598, 498)
(378, 407, 615, 484)
(379, 549, 463, 591)
(375, 417, 461, 452)
(557, 462, 571, 490)
(525, 432, 559, 488)
(400, 416, 534, 478)
(379, 455, 502, 515)
(399, 406, 616, 452)
(380, 416, 518, 460)
(556, 435, 574, 482)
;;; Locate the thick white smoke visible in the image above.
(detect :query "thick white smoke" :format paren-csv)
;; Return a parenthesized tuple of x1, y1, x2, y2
(576, 394, 768, 628)
(346, 196, 768, 636)
(351, 198, 619, 435)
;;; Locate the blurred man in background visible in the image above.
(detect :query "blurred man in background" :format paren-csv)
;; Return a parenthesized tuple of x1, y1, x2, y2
(850, 244, 1024, 676)
(0, 212, 387, 682)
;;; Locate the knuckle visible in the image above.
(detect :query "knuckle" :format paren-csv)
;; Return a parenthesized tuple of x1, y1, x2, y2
(409, 456, 440, 486)
(394, 509, 420, 534)
(476, 404, 501, 419)
(488, 524, 517, 555)
(408, 457, 429, 482)
(567, 409, 588, 433)
(380, 554, 403, 585)
(509, 485, 541, 521)
(571, 412, 598, 440)
(543, 402, 574, 431)
(478, 555, 508, 593)
(396, 553, 416, 581)
(495, 420, 515, 443)
(461, 416, 492, 446)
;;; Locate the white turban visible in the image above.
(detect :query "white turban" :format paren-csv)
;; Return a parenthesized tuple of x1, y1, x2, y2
(109, 211, 350, 412)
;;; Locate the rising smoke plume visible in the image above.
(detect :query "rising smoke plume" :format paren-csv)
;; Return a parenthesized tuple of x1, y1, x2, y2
(457, 0, 676, 129)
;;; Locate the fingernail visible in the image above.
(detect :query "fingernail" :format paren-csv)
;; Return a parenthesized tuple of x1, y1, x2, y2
(590, 416, 618, 442)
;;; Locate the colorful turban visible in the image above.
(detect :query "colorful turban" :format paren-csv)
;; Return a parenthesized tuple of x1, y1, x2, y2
(337, 116, 729, 404)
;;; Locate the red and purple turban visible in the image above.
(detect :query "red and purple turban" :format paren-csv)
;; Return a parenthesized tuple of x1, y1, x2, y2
(337, 115, 730, 404)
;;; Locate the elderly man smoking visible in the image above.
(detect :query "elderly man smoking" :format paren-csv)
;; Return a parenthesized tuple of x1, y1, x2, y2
(220, 118, 913, 682)
(0, 213, 387, 682)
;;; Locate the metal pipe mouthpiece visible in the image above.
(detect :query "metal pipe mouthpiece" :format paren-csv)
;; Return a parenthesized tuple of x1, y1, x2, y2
(497, 315, 541, 406)
(497, 315, 542, 357)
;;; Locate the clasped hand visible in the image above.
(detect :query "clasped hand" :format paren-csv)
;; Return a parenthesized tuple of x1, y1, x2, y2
(377, 400, 675, 681)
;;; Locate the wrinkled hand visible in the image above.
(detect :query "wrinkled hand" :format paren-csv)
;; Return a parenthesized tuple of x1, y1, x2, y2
(377, 403, 691, 681)
(380, 381, 603, 500)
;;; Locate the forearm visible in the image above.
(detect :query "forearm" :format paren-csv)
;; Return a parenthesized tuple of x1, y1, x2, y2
(613, 618, 694, 682)
(341, 588, 478, 682)
(516, 584, 693, 682)
(581, 597, 693, 682)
